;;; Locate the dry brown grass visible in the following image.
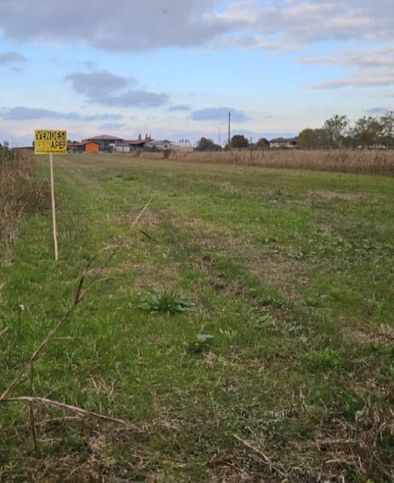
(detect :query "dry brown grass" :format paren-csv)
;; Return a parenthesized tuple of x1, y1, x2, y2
(0, 148, 49, 259)
(169, 149, 394, 175)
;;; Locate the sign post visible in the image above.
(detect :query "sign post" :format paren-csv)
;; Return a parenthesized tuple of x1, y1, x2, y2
(34, 130, 67, 261)
(49, 152, 58, 261)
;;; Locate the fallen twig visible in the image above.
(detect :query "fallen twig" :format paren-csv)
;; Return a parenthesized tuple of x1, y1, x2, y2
(232, 433, 287, 478)
(29, 361, 39, 454)
(2, 396, 141, 431)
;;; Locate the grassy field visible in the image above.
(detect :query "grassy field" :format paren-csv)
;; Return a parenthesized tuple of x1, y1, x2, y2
(1, 154, 393, 481)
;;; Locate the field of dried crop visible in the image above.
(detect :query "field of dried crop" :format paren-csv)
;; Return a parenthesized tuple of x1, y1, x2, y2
(167, 148, 394, 175)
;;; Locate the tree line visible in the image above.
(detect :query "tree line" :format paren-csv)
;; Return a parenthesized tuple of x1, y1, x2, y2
(196, 112, 394, 151)
(298, 112, 394, 149)
(196, 135, 269, 151)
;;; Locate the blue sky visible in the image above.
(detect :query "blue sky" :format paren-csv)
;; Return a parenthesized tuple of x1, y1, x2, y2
(1, 0, 393, 146)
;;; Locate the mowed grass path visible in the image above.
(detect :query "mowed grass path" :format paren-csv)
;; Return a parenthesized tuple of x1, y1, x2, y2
(1, 154, 393, 481)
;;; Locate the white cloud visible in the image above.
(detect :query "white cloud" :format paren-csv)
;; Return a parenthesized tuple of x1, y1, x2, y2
(191, 107, 249, 122)
(0, 0, 231, 51)
(98, 122, 125, 130)
(65, 70, 131, 97)
(0, 106, 122, 121)
(300, 45, 394, 90)
(66, 69, 169, 107)
(310, 72, 394, 90)
(1, 1, 394, 52)
(0, 51, 27, 64)
(299, 46, 394, 69)
(366, 107, 391, 115)
(168, 104, 191, 112)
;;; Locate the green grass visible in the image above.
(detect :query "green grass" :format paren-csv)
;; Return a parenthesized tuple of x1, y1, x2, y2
(1, 154, 393, 481)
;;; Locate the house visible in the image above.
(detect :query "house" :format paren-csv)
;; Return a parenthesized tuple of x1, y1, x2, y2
(113, 139, 151, 153)
(67, 141, 99, 153)
(269, 137, 298, 149)
(83, 135, 124, 152)
(145, 140, 172, 151)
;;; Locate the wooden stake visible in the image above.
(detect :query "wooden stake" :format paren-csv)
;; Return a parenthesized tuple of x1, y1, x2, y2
(49, 153, 58, 261)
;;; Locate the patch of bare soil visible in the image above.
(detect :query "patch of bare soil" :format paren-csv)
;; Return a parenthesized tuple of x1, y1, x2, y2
(357, 324, 394, 347)
(311, 191, 362, 202)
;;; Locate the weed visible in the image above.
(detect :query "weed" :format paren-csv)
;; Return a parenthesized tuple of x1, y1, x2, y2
(137, 290, 195, 314)
(288, 250, 305, 260)
(187, 334, 215, 354)
(258, 291, 288, 309)
(255, 314, 275, 329)
(288, 322, 304, 335)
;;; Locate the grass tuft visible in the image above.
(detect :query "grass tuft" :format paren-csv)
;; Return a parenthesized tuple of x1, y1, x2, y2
(302, 347, 342, 369)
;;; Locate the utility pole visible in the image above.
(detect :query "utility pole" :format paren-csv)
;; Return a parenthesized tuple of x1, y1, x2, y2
(228, 110, 231, 150)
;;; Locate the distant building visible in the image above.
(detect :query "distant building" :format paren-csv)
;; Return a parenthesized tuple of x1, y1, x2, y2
(83, 135, 123, 152)
(145, 139, 194, 152)
(113, 139, 151, 153)
(171, 140, 194, 152)
(68, 141, 99, 153)
(145, 140, 172, 151)
(269, 138, 298, 149)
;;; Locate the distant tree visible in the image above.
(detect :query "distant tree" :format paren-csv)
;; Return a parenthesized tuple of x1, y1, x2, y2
(138, 133, 142, 141)
(297, 129, 316, 149)
(323, 115, 349, 148)
(379, 111, 394, 147)
(352, 116, 383, 147)
(295, 111, 394, 150)
(256, 138, 269, 149)
(197, 137, 221, 151)
(297, 128, 328, 149)
(231, 134, 249, 149)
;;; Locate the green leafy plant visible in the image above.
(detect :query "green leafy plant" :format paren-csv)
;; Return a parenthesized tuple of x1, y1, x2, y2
(187, 334, 214, 354)
(137, 290, 195, 315)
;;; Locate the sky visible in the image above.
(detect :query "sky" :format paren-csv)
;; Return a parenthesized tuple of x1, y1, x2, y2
(1, 0, 394, 146)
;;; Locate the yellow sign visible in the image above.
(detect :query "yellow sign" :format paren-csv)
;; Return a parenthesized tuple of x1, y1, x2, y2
(34, 130, 67, 154)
